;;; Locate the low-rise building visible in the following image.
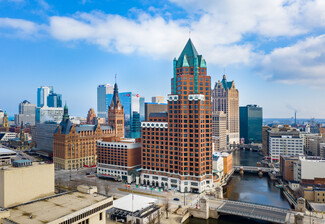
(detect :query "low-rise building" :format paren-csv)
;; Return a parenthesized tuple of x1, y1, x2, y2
(304, 186, 325, 203)
(1, 185, 113, 224)
(0, 132, 17, 144)
(212, 152, 224, 183)
(222, 152, 233, 175)
(0, 148, 16, 166)
(0, 160, 54, 208)
(109, 194, 160, 224)
(280, 155, 299, 182)
(295, 156, 325, 184)
(97, 137, 141, 183)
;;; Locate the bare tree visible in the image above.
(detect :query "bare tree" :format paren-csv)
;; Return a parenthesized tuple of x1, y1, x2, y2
(164, 199, 170, 219)
(105, 184, 110, 196)
(157, 209, 161, 224)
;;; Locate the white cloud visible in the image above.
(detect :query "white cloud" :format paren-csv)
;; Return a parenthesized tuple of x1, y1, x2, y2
(260, 34, 325, 86)
(0, 18, 39, 35)
(1, 0, 325, 85)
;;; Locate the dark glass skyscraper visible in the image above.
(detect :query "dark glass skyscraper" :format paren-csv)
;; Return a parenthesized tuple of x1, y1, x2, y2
(239, 105, 263, 143)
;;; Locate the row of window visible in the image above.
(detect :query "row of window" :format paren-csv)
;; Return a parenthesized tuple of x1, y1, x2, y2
(59, 202, 112, 224)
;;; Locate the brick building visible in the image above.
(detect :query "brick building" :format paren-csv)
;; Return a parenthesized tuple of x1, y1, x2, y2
(140, 39, 213, 193)
(97, 136, 141, 182)
(280, 155, 299, 182)
(53, 100, 123, 169)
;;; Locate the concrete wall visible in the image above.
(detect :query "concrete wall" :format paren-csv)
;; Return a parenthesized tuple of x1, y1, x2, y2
(0, 163, 54, 208)
(300, 159, 325, 181)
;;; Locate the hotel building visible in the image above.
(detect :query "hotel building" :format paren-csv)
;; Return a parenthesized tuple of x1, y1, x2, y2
(140, 39, 213, 193)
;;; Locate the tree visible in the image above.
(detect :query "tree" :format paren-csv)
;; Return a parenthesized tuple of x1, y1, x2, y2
(164, 199, 170, 219)
(105, 184, 110, 196)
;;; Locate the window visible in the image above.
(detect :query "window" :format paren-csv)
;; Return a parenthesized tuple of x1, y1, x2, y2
(99, 212, 102, 220)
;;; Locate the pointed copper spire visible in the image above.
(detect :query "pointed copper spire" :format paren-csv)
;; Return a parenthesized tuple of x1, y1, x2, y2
(110, 80, 122, 108)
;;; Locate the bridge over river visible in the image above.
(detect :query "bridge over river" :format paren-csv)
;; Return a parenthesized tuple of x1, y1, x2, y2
(233, 165, 279, 173)
(209, 199, 293, 224)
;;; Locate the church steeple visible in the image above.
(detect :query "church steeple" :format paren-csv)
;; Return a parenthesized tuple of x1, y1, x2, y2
(110, 82, 122, 109)
(3, 111, 9, 128)
(63, 104, 69, 122)
(108, 80, 124, 138)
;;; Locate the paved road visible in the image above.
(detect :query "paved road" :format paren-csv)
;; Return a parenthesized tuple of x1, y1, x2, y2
(55, 168, 201, 207)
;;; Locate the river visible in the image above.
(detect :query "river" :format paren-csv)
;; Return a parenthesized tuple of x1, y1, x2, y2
(186, 150, 290, 224)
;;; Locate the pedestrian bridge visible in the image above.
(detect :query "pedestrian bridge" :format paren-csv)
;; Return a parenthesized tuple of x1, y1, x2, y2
(209, 199, 292, 224)
(233, 166, 278, 173)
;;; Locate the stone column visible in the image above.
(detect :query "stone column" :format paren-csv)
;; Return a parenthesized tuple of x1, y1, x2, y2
(216, 186, 223, 199)
(296, 198, 306, 212)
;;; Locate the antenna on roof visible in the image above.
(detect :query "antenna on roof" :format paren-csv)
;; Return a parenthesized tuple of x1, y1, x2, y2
(189, 30, 191, 38)
(115, 74, 117, 83)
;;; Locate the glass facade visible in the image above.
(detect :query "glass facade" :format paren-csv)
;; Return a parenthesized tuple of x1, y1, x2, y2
(47, 93, 62, 107)
(37, 86, 53, 107)
(240, 105, 263, 143)
(106, 92, 144, 138)
(97, 84, 114, 118)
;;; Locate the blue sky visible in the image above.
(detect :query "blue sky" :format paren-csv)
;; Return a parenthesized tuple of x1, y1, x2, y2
(1, 0, 325, 118)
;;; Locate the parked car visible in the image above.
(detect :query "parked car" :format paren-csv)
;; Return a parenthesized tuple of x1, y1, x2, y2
(173, 198, 180, 201)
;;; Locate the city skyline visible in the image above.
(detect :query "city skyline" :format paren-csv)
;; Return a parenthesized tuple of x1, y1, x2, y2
(1, 0, 325, 118)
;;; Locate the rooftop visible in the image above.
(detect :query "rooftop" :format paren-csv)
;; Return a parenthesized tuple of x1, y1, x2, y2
(6, 191, 110, 224)
(0, 147, 16, 155)
(113, 194, 157, 213)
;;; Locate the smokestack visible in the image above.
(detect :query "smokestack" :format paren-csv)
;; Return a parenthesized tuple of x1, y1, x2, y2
(295, 111, 297, 125)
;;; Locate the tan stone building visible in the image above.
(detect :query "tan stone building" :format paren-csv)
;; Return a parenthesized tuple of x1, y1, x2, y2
(86, 108, 97, 124)
(151, 96, 164, 103)
(0, 161, 54, 208)
(1, 185, 113, 224)
(304, 186, 325, 203)
(212, 111, 227, 151)
(212, 75, 239, 144)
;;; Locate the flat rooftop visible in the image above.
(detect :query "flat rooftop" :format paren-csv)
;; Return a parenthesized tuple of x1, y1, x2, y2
(113, 194, 157, 213)
(6, 191, 109, 224)
(0, 147, 16, 155)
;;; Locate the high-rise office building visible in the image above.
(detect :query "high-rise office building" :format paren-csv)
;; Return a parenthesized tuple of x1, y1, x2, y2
(47, 93, 62, 108)
(212, 75, 239, 144)
(239, 105, 263, 144)
(37, 86, 53, 107)
(152, 96, 164, 103)
(140, 96, 145, 121)
(14, 100, 36, 126)
(141, 39, 213, 193)
(212, 111, 227, 151)
(97, 84, 114, 119)
(35, 106, 63, 124)
(144, 102, 168, 121)
(106, 92, 144, 138)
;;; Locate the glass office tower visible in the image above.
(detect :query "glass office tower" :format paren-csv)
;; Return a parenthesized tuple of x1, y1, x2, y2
(106, 92, 143, 138)
(97, 84, 114, 118)
(239, 105, 263, 143)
